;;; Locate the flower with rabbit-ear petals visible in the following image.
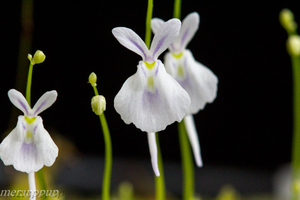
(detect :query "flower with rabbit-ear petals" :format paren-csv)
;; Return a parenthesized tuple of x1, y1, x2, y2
(0, 89, 58, 173)
(152, 12, 218, 168)
(112, 19, 191, 176)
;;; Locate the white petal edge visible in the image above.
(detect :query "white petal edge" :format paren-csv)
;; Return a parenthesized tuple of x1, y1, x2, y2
(164, 50, 218, 114)
(147, 132, 160, 176)
(184, 115, 203, 167)
(32, 90, 58, 116)
(173, 12, 200, 52)
(8, 89, 32, 116)
(149, 18, 181, 61)
(151, 18, 164, 35)
(112, 27, 150, 60)
(114, 60, 191, 133)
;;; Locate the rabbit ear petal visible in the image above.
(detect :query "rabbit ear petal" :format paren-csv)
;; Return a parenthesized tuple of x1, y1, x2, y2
(32, 90, 58, 116)
(112, 27, 150, 60)
(8, 89, 32, 116)
(149, 18, 181, 60)
(173, 12, 200, 52)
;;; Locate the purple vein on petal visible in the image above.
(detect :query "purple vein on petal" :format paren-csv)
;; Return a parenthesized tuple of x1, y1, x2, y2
(34, 101, 47, 115)
(129, 38, 147, 59)
(180, 29, 189, 49)
(155, 62, 159, 76)
(153, 35, 167, 58)
(18, 99, 28, 115)
(34, 125, 38, 135)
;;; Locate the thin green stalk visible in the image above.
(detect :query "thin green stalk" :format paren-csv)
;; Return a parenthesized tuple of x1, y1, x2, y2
(174, 1, 195, 199)
(92, 86, 112, 200)
(25, 61, 48, 196)
(155, 133, 166, 200)
(173, 0, 181, 19)
(179, 121, 194, 200)
(291, 55, 300, 200)
(25, 62, 33, 106)
(145, 0, 153, 48)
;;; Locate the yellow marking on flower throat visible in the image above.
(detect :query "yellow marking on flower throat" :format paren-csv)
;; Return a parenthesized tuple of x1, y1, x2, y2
(144, 61, 156, 70)
(26, 131, 32, 139)
(177, 65, 184, 77)
(148, 77, 154, 88)
(172, 52, 183, 59)
(25, 116, 36, 124)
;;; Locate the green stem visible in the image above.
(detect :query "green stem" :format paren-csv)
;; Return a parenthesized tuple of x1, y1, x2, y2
(173, 0, 181, 19)
(25, 60, 48, 195)
(291, 55, 300, 200)
(92, 86, 112, 200)
(145, 0, 153, 48)
(25, 62, 33, 107)
(155, 133, 166, 200)
(179, 121, 194, 200)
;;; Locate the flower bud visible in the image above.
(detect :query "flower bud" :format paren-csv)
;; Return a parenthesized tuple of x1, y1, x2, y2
(89, 72, 97, 86)
(27, 54, 32, 61)
(280, 9, 297, 33)
(91, 95, 106, 115)
(31, 50, 46, 65)
(287, 35, 300, 56)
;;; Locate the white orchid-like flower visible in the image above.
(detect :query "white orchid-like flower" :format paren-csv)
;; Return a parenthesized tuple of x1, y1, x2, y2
(151, 12, 218, 167)
(0, 89, 58, 173)
(112, 19, 191, 176)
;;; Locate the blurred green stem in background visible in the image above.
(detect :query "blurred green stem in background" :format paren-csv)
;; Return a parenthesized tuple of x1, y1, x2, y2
(89, 73, 112, 200)
(179, 121, 195, 200)
(174, 0, 196, 199)
(280, 8, 300, 200)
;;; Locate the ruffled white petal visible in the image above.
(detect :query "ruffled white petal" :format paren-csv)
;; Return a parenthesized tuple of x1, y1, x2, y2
(32, 90, 58, 116)
(0, 116, 58, 173)
(147, 132, 160, 176)
(114, 60, 190, 133)
(151, 18, 164, 35)
(149, 19, 181, 61)
(112, 27, 150, 60)
(184, 115, 203, 167)
(8, 89, 32, 116)
(172, 12, 200, 53)
(165, 50, 218, 114)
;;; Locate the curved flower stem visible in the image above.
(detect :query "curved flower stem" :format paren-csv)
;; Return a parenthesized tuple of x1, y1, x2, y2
(179, 121, 194, 200)
(155, 132, 166, 200)
(291, 55, 300, 199)
(28, 172, 36, 200)
(92, 85, 112, 200)
(145, 0, 153, 48)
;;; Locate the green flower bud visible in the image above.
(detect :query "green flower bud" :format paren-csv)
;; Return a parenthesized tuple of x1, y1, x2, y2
(91, 95, 106, 115)
(27, 54, 32, 61)
(280, 9, 297, 33)
(31, 50, 46, 65)
(287, 35, 300, 57)
(89, 72, 97, 86)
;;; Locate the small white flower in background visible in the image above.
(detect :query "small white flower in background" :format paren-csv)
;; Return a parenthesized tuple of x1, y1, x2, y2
(152, 12, 218, 167)
(0, 89, 58, 173)
(112, 19, 191, 176)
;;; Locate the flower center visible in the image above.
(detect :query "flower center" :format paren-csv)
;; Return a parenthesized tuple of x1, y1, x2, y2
(25, 116, 36, 124)
(144, 61, 156, 70)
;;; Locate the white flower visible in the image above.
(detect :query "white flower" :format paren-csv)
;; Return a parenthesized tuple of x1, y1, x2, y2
(0, 89, 58, 173)
(151, 12, 218, 167)
(112, 19, 191, 176)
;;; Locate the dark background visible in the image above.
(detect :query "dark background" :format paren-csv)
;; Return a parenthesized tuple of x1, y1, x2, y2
(0, 0, 300, 175)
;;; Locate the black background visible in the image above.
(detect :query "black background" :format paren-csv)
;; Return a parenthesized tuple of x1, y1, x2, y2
(0, 1, 300, 173)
